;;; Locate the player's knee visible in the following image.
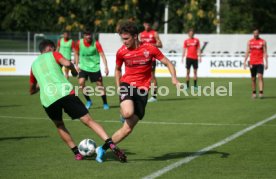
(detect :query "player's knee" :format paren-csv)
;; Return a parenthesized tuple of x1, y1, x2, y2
(121, 111, 134, 119)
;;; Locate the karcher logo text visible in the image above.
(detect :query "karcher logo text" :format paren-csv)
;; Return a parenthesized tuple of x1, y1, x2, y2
(210, 60, 243, 68)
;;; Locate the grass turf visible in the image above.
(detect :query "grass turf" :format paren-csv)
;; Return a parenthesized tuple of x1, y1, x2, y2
(0, 76, 276, 178)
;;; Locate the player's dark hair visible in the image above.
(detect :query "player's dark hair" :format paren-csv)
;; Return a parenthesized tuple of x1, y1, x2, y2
(118, 21, 139, 36)
(39, 39, 56, 53)
(188, 28, 194, 33)
(143, 17, 153, 24)
(253, 28, 259, 32)
(83, 28, 92, 35)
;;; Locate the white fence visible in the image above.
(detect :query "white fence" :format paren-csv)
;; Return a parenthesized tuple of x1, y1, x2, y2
(0, 53, 275, 78)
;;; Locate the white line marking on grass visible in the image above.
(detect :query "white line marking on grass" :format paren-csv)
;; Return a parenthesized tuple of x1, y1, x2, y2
(142, 113, 276, 179)
(1, 115, 276, 127)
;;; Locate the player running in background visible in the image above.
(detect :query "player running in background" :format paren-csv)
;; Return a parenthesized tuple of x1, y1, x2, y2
(75, 29, 109, 110)
(140, 18, 163, 102)
(244, 29, 268, 99)
(29, 39, 124, 162)
(96, 21, 179, 162)
(181, 29, 201, 90)
(56, 31, 75, 79)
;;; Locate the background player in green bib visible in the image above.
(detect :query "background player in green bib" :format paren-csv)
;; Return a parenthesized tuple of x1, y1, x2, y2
(75, 29, 109, 110)
(29, 39, 126, 162)
(56, 31, 75, 79)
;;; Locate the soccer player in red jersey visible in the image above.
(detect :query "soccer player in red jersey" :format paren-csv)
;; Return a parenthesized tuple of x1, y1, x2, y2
(56, 31, 75, 79)
(30, 39, 125, 162)
(181, 29, 201, 90)
(74, 29, 110, 110)
(244, 29, 268, 99)
(140, 19, 163, 102)
(95, 21, 180, 162)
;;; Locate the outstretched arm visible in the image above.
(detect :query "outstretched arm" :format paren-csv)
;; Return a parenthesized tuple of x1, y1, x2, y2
(159, 57, 179, 85)
(59, 57, 78, 77)
(244, 41, 250, 69)
(154, 32, 163, 48)
(99, 52, 109, 76)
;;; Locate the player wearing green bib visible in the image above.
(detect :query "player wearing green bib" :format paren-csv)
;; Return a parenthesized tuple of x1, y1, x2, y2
(75, 29, 109, 110)
(56, 31, 75, 79)
(30, 39, 125, 162)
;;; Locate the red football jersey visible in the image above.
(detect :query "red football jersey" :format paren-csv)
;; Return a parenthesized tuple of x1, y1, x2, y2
(249, 38, 265, 65)
(140, 30, 157, 45)
(116, 43, 164, 89)
(183, 38, 200, 60)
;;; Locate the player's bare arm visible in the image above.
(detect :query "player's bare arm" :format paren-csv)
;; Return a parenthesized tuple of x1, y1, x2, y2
(244, 41, 250, 69)
(55, 40, 60, 52)
(74, 49, 80, 72)
(198, 44, 202, 62)
(263, 41, 268, 70)
(154, 32, 163, 48)
(160, 57, 179, 85)
(59, 57, 78, 77)
(181, 48, 186, 64)
(99, 52, 109, 76)
(115, 65, 122, 88)
(29, 82, 39, 95)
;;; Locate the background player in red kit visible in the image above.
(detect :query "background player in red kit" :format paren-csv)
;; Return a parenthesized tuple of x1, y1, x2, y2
(95, 21, 180, 162)
(140, 19, 163, 102)
(181, 29, 201, 90)
(244, 29, 268, 99)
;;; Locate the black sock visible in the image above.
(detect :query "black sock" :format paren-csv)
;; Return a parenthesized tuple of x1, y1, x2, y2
(253, 90, 256, 94)
(259, 91, 263, 94)
(186, 80, 190, 88)
(153, 89, 157, 99)
(101, 95, 107, 105)
(194, 80, 197, 87)
(71, 146, 80, 155)
(83, 94, 91, 101)
(102, 138, 113, 150)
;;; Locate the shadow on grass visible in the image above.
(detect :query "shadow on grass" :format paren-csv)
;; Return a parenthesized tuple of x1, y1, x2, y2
(95, 149, 136, 162)
(132, 150, 230, 161)
(89, 105, 120, 110)
(262, 96, 276, 99)
(0, 105, 22, 108)
(158, 97, 197, 102)
(0, 135, 49, 142)
(79, 149, 135, 161)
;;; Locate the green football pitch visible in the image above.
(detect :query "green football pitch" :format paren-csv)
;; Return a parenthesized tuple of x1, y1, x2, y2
(0, 76, 276, 179)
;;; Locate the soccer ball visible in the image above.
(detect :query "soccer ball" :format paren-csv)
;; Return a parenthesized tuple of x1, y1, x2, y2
(78, 139, 97, 156)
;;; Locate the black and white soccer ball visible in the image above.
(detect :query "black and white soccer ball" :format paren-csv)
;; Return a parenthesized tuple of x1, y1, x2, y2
(78, 139, 97, 156)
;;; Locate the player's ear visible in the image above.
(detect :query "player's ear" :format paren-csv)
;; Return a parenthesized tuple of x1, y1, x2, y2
(134, 34, 138, 40)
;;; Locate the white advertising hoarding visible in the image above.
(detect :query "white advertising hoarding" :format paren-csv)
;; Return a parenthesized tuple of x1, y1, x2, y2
(1, 33, 276, 77)
(0, 54, 275, 78)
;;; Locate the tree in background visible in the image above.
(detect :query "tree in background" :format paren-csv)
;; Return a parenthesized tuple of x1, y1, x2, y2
(1, 0, 276, 33)
(220, 0, 276, 33)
